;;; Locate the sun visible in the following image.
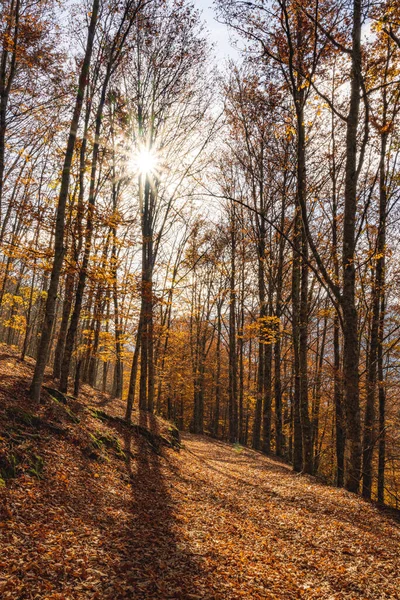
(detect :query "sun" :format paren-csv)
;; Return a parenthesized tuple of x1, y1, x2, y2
(130, 146, 159, 176)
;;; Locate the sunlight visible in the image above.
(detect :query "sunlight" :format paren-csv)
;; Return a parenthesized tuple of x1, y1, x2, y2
(130, 146, 159, 177)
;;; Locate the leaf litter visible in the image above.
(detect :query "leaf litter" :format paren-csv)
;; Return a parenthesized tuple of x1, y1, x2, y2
(0, 348, 399, 599)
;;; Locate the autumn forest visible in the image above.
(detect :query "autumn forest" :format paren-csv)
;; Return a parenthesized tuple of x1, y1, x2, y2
(1, 0, 400, 597)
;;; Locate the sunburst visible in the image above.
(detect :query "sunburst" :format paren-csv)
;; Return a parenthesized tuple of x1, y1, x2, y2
(130, 146, 159, 177)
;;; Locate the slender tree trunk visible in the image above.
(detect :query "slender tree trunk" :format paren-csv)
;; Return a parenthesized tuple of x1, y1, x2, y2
(330, 98, 346, 487)
(292, 205, 303, 472)
(155, 284, 174, 414)
(274, 189, 286, 456)
(30, 0, 99, 401)
(362, 96, 388, 499)
(238, 268, 245, 444)
(111, 151, 123, 399)
(0, 0, 20, 228)
(56, 90, 92, 382)
(125, 319, 142, 421)
(228, 208, 238, 443)
(377, 293, 386, 504)
(21, 264, 36, 361)
(294, 75, 312, 474)
(59, 57, 116, 393)
(312, 311, 327, 473)
(342, 0, 363, 493)
(252, 230, 266, 450)
(52, 271, 75, 379)
(334, 314, 345, 486)
(213, 299, 222, 437)
(262, 279, 273, 455)
(147, 299, 155, 411)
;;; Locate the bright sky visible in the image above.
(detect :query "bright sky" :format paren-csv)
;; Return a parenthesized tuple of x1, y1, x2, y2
(195, 0, 240, 62)
(195, 2, 375, 62)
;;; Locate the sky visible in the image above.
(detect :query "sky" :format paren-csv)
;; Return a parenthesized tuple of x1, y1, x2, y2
(195, 0, 240, 63)
(196, 3, 375, 62)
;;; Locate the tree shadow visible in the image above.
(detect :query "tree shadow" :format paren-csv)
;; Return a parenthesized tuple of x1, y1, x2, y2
(109, 411, 205, 599)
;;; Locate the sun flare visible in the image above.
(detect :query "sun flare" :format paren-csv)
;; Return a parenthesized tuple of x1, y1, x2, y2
(130, 146, 159, 176)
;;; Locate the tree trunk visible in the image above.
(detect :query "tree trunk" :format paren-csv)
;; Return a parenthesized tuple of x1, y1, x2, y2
(213, 300, 222, 437)
(228, 208, 238, 443)
(252, 230, 266, 450)
(0, 0, 20, 228)
(30, 0, 99, 401)
(52, 271, 75, 379)
(362, 92, 388, 499)
(292, 205, 303, 472)
(342, 0, 363, 493)
(377, 294, 386, 504)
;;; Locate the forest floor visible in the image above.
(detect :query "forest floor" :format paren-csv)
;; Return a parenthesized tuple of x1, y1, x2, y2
(0, 346, 399, 599)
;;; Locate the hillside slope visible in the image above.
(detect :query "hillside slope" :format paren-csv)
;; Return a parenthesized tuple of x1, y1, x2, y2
(0, 348, 399, 599)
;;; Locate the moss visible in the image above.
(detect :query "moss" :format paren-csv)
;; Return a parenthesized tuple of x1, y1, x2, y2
(87, 431, 126, 461)
(0, 448, 44, 480)
(89, 432, 104, 450)
(28, 454, 44, 479)
(48, 395, 80, 423)
(5, 406, 42, 428)
(233, 443, 244, 453)
(0, 452, 20, 479)
(88, 408, 108, 421)
(168, 425, 181, 449)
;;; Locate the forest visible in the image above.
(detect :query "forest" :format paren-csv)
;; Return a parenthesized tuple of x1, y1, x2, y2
(2, 0, 400, 501)
(1, 0, 400, 595)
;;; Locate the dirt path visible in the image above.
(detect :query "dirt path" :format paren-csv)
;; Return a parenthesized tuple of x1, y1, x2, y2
(1, 406, 400, 599)
(161, 434, 400, 600)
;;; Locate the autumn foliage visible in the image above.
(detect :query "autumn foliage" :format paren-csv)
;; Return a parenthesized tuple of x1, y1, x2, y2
(1, 0, 400, 573)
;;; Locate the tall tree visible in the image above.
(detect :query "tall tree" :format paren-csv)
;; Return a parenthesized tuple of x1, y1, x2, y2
(30, 0, 100, 401)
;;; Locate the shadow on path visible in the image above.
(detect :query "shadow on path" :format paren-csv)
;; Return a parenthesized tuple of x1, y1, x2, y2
(108, 412, 205, 599)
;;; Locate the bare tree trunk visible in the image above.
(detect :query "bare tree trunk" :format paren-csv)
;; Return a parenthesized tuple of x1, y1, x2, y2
(362, 103, 388, 498)
(139, 178, 152, 411)
(274, 188, 286, 456)
(330, 99, 346, 487)
(59, 52, 117, 393)
(52, 271, 75, 379)
(111, 121, 123, 399)
(238, 250, 245, 444)
(21, 266, 36, 361)
(262, 278, 273, 455)
(30, 0, 99, 401)
(312, 310, 327, 473)
(292, 205, 303, 472)
(228, 207, 238, 443)
(213, 299, 222, 437)
(125, 318, 142, 421)
(300, 228, 312, 473)
(342, 0, 363, 493)
(0, 0, 20, 228)
(377, 293, 386, 504)
(252, 228, 266, 450)
(54, 90, 92, 381)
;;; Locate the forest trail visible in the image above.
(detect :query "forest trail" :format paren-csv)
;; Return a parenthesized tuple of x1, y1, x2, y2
(0, 350, 399, 599)
(173, 436, 400, 599)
